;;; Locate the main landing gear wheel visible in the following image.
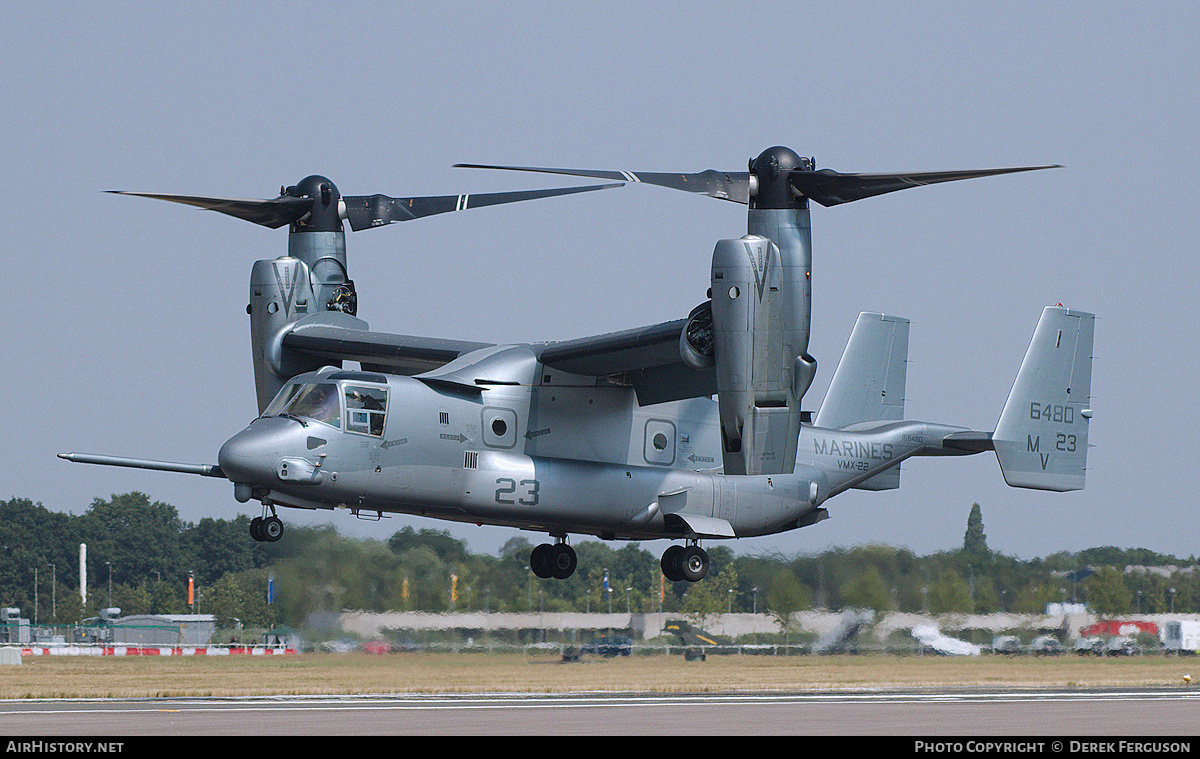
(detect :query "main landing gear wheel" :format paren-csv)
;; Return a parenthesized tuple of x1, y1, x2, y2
(250, 515, 284, 543)
(530, 541, 577, 579)
(661, 544, 709, 582)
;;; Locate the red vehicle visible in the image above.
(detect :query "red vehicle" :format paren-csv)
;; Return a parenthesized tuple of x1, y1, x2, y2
(361, 640, 392, 655)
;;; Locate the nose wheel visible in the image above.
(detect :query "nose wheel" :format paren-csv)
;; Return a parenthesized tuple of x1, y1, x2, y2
(530, 538, 577, 579)
(250, 507, 284, 543)
(661, 543, 709, 582)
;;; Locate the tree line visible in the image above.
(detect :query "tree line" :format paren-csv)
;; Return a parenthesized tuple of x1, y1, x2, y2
(1, 495, 1196, 632)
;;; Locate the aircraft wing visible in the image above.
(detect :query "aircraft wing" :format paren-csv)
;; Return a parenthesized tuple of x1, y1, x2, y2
(283, 322, 493, 376)
(283, 315, 716, 404)
(537, 318, 717, 405)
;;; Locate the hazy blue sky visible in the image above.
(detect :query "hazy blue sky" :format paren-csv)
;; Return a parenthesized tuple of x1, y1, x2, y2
(4, 2, 1197, 561)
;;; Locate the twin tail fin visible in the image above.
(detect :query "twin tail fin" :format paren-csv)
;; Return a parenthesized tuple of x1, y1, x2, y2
(992, 305, 1095, 491)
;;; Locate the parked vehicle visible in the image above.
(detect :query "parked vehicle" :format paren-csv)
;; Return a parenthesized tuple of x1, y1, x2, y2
(1163, 620, 1200, 654)
(582, 635, 632, 657)
(1031, 635, 1064, 655)
(361, 640, 392, 654)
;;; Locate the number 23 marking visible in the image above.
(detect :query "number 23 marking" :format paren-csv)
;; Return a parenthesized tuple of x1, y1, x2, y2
(495, 478, 540, 506)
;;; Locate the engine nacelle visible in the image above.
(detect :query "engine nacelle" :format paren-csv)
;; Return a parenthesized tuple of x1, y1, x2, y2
(679, 301, 715, 371)
(710, 233, 812, 475)
(248, 255, 366, 413)
(247, 214, 364, 412)
(250, 257, 319, 412)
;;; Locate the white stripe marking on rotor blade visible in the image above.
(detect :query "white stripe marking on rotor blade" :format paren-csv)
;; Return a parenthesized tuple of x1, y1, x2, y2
(457, 194, 469, 211)
(621, 171, 640, 183)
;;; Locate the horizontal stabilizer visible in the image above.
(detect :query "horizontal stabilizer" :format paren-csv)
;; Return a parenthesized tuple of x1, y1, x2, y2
(992, 306, 1095, 491)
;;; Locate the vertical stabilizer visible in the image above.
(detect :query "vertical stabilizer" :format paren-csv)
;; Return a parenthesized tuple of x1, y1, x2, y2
(992, 306, 1095, 491)
(814, 312, 909, 490)
(815, 312, 909, 429)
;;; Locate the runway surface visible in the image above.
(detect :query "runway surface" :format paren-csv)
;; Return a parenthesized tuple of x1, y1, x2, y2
(0, 688, 1196, 736)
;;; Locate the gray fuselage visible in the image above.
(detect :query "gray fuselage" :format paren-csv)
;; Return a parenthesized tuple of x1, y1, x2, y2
(217, 341, 976, 544)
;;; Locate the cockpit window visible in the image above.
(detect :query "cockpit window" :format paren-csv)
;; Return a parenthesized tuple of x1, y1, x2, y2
(344, 384, 387, 437)
(286, 383, 342, 428)
(263, 379, 387, 435)
(263, 382, 303, 418)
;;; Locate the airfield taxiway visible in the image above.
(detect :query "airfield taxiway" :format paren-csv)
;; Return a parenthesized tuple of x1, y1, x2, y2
(1, 688, 1195, 736)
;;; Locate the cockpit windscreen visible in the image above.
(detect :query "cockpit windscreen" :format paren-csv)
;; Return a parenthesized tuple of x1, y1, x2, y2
(263, 379, 388, 436)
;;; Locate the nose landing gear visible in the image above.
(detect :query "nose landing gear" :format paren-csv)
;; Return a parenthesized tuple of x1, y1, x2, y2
(250, 506, 284, 543)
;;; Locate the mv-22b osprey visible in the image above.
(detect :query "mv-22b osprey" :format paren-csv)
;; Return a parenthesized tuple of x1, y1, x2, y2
(62, 147, 1095, 583)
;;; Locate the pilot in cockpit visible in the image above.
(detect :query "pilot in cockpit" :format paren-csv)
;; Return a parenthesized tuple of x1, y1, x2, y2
(307, 384, 340, 426)
(286, 382, 341, 428)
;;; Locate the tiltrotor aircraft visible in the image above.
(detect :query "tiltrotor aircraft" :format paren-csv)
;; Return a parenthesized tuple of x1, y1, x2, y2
(61, 146, 1095, 583)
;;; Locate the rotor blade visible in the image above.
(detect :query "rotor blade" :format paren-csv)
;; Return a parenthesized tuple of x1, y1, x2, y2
(790, 165, 1062, 207)
(342, 182, 624, 231)
(455, 164, 752, 204)
(107, 191, 312, 229)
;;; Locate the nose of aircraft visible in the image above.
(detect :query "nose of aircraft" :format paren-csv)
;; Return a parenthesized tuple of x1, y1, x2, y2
(217, 417, 298, 485)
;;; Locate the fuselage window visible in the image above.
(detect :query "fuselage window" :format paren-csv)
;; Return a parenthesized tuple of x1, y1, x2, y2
(344, 384, 387, 437)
